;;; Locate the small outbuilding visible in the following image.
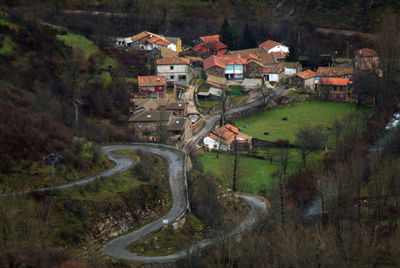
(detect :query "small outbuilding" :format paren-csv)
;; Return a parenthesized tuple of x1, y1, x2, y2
(242, 78, 262, 91)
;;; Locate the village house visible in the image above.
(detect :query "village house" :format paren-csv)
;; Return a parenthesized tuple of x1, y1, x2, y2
(314, 67, 354, 89)
(129, 97, 169, 115)
(317, 78, 353, 101)
(126, 31, 177, 51)
(203, 124, 252, 151)
(164, 36, 182, 52)
(193, 35, 228, 55)
(354, 48, 379, 73)
(289, 69, 316, 91)
(203, 55, 247, 80)
(164, 102, 187, 117)
(282, 62, 302, 76)
(156, 57, 191, 86)
(263, 63, 284, 82)
(138, 75, 167, 99)
(258, 40, 289, 53)
(259, 53, 277, 67)
(242, 54, 265, 77)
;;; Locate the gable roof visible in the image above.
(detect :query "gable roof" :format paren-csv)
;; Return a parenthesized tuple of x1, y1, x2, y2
(318, 78, 352, 86)
(207, 124, 252, 146)
(259, 53, 276, 65)
(194, 41, 228, 54)
(156, 57, 190, 65)
(315, 67, 354, 77)
(297, 69, 316, 80)
(165, 102, 186, 110)
(129, 111, 172, 122)
(272, 51, 288, 60)
(133, 98, 169, 109)
(282, 62, 300, 68)
(355, 48, 378, 57)
(204, 55, 248, 70)
(131, 31, 171, 47)
(263, 63, 283, 74)
(159, 47, 179, 58)
(259, 40, 288, 51)
(200, 35, 221, 42)
(166, 117, 186, 131)
(138, 76, 167, 87)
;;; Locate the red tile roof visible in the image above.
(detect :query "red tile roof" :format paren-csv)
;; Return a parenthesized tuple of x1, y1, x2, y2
(315, 67, 354, 77)
(147, 35, 171, 46)
(263, 63, 283, 74)
(208, 124, 251, 146)
(193, 40, 228, 54)
(318, 78, 352, 86)
(131, 31, 152, 42)
(138, 76, 167, 87)
(259, 53, 276, 65)
(272, 51, 288, 60)
(203, 55, 247, 70)
(259, 40, 288, 51)
(156, 57, 190, 65)
(297, 69, 316, 80)
(200, 35, 221, 42)
(355, 48, 378, 57)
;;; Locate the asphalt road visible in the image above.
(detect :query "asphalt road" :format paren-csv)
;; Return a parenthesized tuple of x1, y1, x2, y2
(184, 85, 285, 153)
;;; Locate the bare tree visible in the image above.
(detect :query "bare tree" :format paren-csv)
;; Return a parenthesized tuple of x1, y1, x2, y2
(295, 124, 327, 167)
(232, 140, 239, 192)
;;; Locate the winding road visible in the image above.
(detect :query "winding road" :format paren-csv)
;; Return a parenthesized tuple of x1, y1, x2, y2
(1, 86, 284, 261)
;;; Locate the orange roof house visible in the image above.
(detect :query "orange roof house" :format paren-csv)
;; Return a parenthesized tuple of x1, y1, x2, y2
(194, 35, 228, 55)
(156, 57, 190, 65)
(315, 67, 354, 77)
(318, 78, 353, 101)
(258, 40, 289, 53)
(203, 124, 252, 151)
(297, 69, 316, 80)
(138, 75, 167, 87)
(318, 78, 352, 86)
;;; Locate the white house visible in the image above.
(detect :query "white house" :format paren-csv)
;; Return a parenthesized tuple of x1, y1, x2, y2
(259, 40, 289, 53)
(156, 57, 191, 86)
(203, 55, 247, 81)
(203, 124, 252, 151)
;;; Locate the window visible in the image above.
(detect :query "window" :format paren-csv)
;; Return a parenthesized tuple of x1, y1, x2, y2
(170, 66, 174, 70)
(340, 94, 343, 98)
(178, 75, 186, 80)
(170, 75, 174, 79)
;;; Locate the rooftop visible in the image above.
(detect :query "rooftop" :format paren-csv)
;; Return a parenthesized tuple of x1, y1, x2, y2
(355, 48, 379, 57)
(138, 75, 167, 87)
(203, 55, 248, 70)
(318, 77, 353, 86)
(129, 111, 172, 122)
(259, 40, 288, 51)
(315, 67, 354, 77)
(156, 57, 190, 65)
(297, 69, 316, 80)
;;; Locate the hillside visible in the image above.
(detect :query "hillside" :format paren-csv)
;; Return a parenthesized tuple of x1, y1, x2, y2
(0, 11, 135, 191)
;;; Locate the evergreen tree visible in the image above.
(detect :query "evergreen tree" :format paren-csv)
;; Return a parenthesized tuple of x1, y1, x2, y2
(220, 18, 234, 50)
(242, 22, 257, 49)
(286, 46, 299, 62)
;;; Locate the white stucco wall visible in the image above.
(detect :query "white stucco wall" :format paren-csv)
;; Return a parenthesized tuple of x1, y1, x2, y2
(267, 45, 289, 53)
(203, 137, 228, 151)
(304, 77, 315, 91)
(264, 73, 279, 82)
(157, 64, 190, 86)
(284, 67, 297, 76)
(167, 43, 177, 51)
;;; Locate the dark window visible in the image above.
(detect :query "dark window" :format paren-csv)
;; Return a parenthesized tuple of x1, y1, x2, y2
(170, 75, 174, 79)
(170, 66, 174, 70)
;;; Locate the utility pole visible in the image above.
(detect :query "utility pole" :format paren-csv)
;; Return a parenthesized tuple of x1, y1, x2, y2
(43, 153, 62, 194)
(72, 99, 82, 130)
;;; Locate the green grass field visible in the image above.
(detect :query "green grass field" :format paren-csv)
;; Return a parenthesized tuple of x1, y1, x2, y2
(57, 33, 99, 57)
(233, 101, 371, 143)
(198, 150, 323, 194)
(198, 99, 221, 108)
